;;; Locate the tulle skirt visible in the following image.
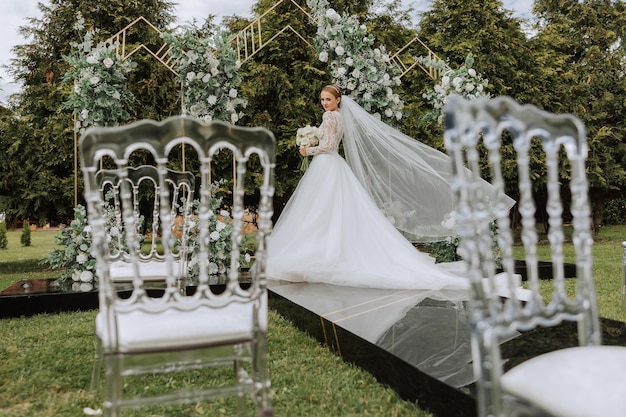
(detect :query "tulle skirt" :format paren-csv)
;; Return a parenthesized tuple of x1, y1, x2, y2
(266, 152, 470, 291)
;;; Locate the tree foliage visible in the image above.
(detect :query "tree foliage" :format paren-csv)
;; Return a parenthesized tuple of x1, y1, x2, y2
(0, 0, 625, 231)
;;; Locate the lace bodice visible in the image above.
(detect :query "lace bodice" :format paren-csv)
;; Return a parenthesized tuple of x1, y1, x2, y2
(306, 111, 343, 156)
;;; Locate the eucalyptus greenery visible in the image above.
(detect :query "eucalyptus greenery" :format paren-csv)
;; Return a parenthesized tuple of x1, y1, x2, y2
(419, 52, 490, 125)
(61, 13, 135, 133)
(45, 204, 96, 282)
(44, 198, 144, 284)
(162, 24, 246, 124)
(307, 0, 404, 122)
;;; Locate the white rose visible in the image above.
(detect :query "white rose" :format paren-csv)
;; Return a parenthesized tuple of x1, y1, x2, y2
(335, 46, 345, 56)
(210, 231, 220, 241)
(208, 95, 217, 105)
(76, 253, 87, 264)
(80, 270, 94, 282)
(103, 57, 114, 68)
(229, 88, 238, 98)
(319, 51, 328, 62)
(220, 210, 229, 217)
(468, 68, 477, 77)
(89, 76, 100, 85)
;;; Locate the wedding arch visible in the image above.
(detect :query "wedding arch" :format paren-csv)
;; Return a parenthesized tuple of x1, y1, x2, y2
(66, 0, 450, 205)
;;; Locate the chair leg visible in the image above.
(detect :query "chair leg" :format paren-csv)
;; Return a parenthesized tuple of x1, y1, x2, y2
(90, 339, 103, 395)
(251, 339, 273, 417)
(103, 355, 123, 417)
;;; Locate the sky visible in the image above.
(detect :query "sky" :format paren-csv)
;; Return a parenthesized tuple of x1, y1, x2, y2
(0, 0, 533, 105)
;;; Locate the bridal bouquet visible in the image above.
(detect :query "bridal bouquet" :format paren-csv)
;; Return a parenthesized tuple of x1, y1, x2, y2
(295, 125, 319, 171)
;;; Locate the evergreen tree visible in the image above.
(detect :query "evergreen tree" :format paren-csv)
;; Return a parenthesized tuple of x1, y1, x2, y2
(418, 0, 539, 103)
(0, 218, 7, 249)
(21, 219, 31, 246)
(532, 0, 626, 230)
(3, 0, 177, 225)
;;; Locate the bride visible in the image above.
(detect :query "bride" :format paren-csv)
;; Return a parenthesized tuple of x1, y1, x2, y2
(266, 84, 509, 291)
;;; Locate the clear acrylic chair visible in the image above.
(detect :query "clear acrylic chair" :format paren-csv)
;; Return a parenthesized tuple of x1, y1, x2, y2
(80, 116, 275, 416)
(444, 95, 626, 417)
(96, 165, 195, 282)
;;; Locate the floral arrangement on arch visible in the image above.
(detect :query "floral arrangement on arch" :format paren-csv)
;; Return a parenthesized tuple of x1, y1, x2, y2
(419, 52, 490, 125)
(307, 0, 404, 122)
(162, 24, 246, 124)
(61, 12, 135, 134)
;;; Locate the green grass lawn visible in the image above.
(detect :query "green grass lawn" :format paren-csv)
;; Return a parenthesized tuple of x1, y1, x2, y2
(0, 229, 432, 417)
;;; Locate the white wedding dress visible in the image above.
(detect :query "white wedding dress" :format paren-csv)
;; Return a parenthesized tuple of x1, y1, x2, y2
(266, 104, 471, 292)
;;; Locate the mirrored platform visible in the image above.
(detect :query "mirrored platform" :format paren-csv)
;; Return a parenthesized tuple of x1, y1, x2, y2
(267, 280, 626, 417)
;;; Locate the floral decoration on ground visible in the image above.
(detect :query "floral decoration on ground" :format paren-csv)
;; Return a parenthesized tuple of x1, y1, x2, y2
(186, 181, 253, 281)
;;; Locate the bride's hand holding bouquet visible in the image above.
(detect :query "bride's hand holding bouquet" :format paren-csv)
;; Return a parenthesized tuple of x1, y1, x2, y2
(295, 125, 319, 172)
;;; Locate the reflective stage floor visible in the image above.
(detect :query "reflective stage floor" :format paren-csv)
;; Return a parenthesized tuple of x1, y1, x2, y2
(2, 278, 626, 417)
(267, 280, 626, 417)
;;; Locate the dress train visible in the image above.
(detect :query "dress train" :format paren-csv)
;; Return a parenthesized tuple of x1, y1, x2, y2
(266, 152, 470, 292)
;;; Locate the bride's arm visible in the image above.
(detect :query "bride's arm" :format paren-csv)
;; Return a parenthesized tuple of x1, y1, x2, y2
(305, 112, 338, 156)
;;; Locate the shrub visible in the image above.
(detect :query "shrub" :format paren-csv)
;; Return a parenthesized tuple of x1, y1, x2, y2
(602, 197, 626, 225)
(0, 220, 7, 249)
(20, 220, 31, 247)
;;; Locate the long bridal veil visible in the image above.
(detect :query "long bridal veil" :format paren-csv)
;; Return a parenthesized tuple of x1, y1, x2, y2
(340, 96, 514, 242)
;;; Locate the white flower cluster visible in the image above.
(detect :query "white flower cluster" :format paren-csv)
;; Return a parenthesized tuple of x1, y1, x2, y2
(62, 13, 134, 133)
(45, 193, 144, 286)
(163, 26, 246, 125)
(307, 0, 404, 122)
(420, 52, 490, 125)
(295, 125, 319, 148)
(186, 182, 252, 280)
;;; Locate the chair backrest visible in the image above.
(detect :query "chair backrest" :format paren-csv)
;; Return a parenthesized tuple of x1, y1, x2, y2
(443, 95, 600, 416)
(96, 165, 195, 266)
(80, 115, 275, 338)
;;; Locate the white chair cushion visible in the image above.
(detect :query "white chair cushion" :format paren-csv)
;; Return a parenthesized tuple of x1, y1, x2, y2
(501, 345, 626, 417)
(96, 299, 266, 353)
(109, 259, 184, 282)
